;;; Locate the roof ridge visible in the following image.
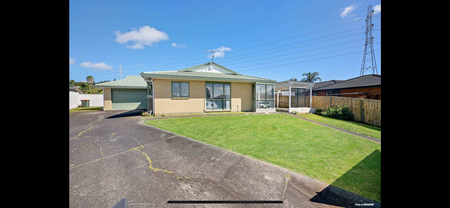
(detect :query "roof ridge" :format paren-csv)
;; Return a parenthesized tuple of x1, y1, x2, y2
(313, 80, 344, 90)
(176, 62, 242, 75)
(313, 74, 380, 91)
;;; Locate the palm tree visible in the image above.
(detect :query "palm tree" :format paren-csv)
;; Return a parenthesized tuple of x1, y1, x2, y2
(86, 76, 94, 86)
(301, 72, 321, 83)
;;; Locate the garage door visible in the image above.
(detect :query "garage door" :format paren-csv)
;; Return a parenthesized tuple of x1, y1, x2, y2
(111, 89, 147, 110)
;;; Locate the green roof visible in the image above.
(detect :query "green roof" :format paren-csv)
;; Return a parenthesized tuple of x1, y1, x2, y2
(94, 75, 147, 89)
(140, 62, 276, 83)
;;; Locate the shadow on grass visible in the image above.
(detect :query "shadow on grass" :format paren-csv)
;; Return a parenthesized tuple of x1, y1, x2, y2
(310, 150, 381, 207)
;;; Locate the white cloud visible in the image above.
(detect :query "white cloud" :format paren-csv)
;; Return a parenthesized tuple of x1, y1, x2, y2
(79, 62, 113, 71)
(340, 4, 359, 18)
(126, 43, 145, 49)
(114, 25, 169, 49)
(207, 46, 232, 59)
(373, 4, 381, 15)
(171, 42, 188, 49)
(69, 58, 75, 65)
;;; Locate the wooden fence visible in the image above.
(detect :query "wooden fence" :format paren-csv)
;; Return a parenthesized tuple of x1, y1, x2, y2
(311, 96, 381, 127)
(276, 96, 310, 108)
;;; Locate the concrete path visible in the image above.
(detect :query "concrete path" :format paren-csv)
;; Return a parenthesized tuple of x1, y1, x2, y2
(69, 110, 380, 207)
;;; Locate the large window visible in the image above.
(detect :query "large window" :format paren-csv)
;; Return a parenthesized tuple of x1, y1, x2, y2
(172, 82, 189, 97)
(206, 82, 231, 110)
(257, 84, 275, 109)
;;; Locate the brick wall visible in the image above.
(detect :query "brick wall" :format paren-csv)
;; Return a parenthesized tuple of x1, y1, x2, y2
(154, 79, 205, 115)
(314, 86, 381, 100)
(231, 82, 252, 112)
(153, 79, 253, 115)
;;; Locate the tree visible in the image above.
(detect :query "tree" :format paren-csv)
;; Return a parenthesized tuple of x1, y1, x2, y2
(86, 75, 94, 85)
(301, 72, 321, 83)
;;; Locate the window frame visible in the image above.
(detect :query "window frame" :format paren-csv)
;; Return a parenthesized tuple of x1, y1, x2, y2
(171, 81, 189, 97)
(256, 84, 275, 109)
(206, 82, 231, 110)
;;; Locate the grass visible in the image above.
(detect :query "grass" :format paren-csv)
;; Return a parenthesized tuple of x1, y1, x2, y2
(144, 114, 381, 202)
(69, 106, 103, 113)
(297, 113, 381, 139)
(142, 111, 248, 120)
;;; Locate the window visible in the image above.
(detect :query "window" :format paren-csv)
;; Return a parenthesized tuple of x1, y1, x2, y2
(172, 82, 189, 97)
(257, 84, 275, 109)
(206, 82, 231, 110)
(326, 90, 340, 97)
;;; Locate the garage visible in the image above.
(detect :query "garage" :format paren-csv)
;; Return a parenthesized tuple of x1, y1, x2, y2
(111, 89, 147, 110)
(94, 76, 149, 111)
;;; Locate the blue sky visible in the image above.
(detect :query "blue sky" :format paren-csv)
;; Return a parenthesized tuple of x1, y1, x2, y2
(69, 0, 381, 83)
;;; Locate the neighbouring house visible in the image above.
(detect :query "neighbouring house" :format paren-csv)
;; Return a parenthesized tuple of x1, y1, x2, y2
(95, 62, 277, 115)
(312, 74, 381, 100)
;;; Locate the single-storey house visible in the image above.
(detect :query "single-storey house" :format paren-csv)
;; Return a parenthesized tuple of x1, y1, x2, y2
(312, 74, 381, 100)
(95, 62, 277, 115)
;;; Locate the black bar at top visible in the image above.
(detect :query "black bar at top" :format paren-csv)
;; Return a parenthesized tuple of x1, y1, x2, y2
(167, 200, 283, 204)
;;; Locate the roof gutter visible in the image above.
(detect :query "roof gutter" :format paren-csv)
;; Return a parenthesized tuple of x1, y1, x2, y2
(140, 72, 277, 83)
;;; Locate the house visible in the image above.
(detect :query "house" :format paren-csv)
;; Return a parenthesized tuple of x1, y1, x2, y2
(95, 62, 277, 115)
(312, 74, 381, 100)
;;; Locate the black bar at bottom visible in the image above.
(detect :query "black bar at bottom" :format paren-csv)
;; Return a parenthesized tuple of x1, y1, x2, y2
(167, 201, 283, 204)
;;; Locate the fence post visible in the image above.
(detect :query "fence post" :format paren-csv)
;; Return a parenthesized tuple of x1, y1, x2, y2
(329, 96, 332, 108)
(360, 99, 365, 123)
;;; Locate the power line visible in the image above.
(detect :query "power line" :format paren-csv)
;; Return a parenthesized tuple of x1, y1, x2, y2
(236, 50, 380, 73)
(232, 18, 366, 54)
(139, 27, 366, 71)
(227, 8, 370, 46)
(219, 32, 367, 64)
(135, 19, 369, 71)
(224, 39, 367, 67)
(232, 45, 364, 70)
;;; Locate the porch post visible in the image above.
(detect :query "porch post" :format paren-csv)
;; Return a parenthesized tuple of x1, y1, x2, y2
(277, 90, 280, 108)
(288, 84, 291, 113)
(309, 86, 312, 108)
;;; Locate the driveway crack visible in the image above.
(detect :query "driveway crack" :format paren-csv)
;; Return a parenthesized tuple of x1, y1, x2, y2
(281, 171, 291, 201)
(133, 148, 253, 204)
(94, 136, 104, 156)
(70, 125, 94, 140)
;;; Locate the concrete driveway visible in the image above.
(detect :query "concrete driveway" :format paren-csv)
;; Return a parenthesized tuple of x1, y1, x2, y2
(69, 110, 379, 208)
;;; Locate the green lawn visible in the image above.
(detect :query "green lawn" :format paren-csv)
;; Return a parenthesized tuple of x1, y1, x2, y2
(144, 114, 381, 202)
(297, 113, 381, 139)
(69, 106, 103, 112)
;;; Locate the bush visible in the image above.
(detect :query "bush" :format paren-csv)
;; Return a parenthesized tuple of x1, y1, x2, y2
(315, 109, 323, 115)
(141, 111, 150, 116)
(322, 105, 354, 121)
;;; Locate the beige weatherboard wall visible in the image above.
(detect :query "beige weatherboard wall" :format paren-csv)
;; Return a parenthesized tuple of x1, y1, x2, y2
(141, 62, 277, 116)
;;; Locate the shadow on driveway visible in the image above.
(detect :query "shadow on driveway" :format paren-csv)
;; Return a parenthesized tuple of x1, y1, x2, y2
(106, 110, 143, 119)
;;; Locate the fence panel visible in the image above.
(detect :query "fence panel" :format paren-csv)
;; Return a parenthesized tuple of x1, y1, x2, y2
(311, 96, 381, 127)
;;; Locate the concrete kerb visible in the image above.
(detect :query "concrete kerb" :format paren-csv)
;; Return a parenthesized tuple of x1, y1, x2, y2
(141, 111, 281, 122)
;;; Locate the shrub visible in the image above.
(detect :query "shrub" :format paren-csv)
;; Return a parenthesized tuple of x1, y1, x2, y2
(323, 105, 354, 121)
(141, 111, 150, 116)
(315, 109, 323, 115)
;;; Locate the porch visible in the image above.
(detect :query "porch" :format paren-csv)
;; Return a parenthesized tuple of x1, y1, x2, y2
(275, 80, 315, 113)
